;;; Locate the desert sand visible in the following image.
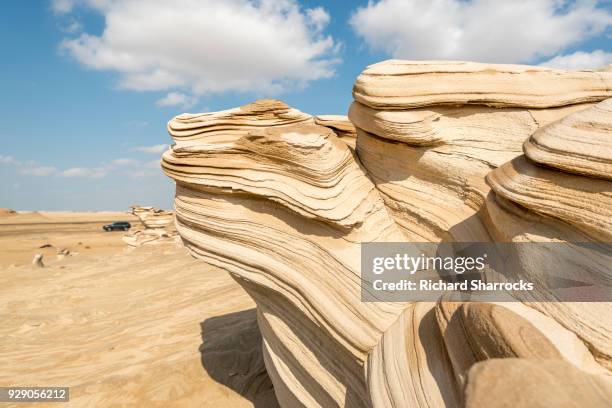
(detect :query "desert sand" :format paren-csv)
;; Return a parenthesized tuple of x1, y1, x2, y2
(0, 211, 277, 407)
(0, 211, 140, 268)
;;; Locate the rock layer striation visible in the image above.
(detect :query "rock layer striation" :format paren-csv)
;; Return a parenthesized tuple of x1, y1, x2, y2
(163, 62, 612, 407)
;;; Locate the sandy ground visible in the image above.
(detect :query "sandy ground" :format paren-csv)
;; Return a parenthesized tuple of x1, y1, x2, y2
(0, 212, 277, 407)
(0, 211, 142, 268)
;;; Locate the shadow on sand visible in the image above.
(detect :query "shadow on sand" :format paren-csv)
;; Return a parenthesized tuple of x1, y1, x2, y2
(200, 308, 279, 407)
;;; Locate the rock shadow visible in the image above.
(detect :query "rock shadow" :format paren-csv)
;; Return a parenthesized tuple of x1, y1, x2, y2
(200, 308, 279, 408)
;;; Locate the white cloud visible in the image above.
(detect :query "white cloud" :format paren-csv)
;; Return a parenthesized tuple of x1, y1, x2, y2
(144, 159, 161, 169)
(108, 158, 137, 167)
(47, 158, 135, 179)
(61, 167, 107, 178)
(58, 158, 137, 178)
(20, 165, 58, 177)
(155, 92, 197, 109)
(350, 0, 612, 63)
(131, 170, 160, 178)
(0, 155, 18, 165)
(130, 160, 162, 178)
(540, 49, 612, 69)
(52, 0, 76, 13)
(133, 144, 169, 154)
(306, 7, 331, 32)
(58, 0, 339, 95)
(3, 154, 145, 179)
(60, 19, 83, 34)
(57, 158, 139, 178)
(2, 157, 61, 177)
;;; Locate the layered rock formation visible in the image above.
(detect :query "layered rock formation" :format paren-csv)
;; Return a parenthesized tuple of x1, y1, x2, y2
(162, 64, 612, 407)
(167, 99, 312, 145)
(349, 61, 610, 242)
(484, 98, 612, 371)
(464, 359, 612, 408)
(523, 98, 612, 180)
(314, 115, 357, 148)
(123, 205, 178, 247)
(163, 100, 407, 407)
(131, 205, 174, 229)
(352, 60, 612, 109)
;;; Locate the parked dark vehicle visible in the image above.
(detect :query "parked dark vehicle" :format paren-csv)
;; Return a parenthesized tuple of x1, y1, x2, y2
(103, 221, 131, 231)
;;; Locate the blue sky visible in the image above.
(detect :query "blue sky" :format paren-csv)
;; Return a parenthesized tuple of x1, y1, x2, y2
(1, 0, 611, 211)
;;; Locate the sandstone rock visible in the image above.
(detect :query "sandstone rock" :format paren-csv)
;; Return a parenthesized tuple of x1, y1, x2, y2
(524, 98, 612, 180)
(354, 105, 591, 242)
(435, 301, 607, 388)
(349, 101, 590, 147)
(465, 359, 612, 408)
(314, 115, 357, 148)
(32, 254, 44, 267)
(368, 302, 460, 407)
(167, 99, 312, 145)
(436, 301, 559, 386)
(487, 156, 611, 241)
(163, 123, 378, 228)
(349, 102, 444, 145)
(353, 60, 612, 110)
(163, 99, 417, 407)
(123, 206, 177, 247)
(482, 188, 612, 371)
(162, 61, 612, 407)
(484, 101, 612, 371)
(130, 205, 173, 230)
(352, 64, 610, 243)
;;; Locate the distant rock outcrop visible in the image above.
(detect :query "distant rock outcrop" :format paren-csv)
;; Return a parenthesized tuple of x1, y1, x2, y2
(130, 205, 173, 229)
(123, 206, 178, 247)
(162, 63, 612, 407)
(0, 208, 17, 216)
(32, 253, 44, 268)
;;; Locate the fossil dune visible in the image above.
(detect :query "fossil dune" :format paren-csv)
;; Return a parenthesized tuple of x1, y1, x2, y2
(162, 62, 612, 407)
(123, 205, 179, 247)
